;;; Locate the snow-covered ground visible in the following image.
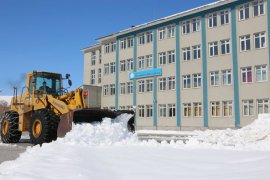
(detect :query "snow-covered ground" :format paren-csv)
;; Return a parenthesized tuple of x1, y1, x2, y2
(0, 114, 270, 180)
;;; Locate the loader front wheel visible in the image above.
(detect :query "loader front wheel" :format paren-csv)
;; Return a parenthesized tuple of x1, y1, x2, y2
(1, 111, 22, 143)
(29, 109, 60, 145)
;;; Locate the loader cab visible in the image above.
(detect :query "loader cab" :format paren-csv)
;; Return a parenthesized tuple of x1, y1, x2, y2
(28, 72, 62, 96)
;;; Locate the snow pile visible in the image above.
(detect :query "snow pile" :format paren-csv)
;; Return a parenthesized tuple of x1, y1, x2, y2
(178, 114, 270, 151)
(58, 113, 138, 146)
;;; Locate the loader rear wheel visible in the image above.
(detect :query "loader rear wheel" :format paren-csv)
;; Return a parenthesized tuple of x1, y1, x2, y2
(29, 109, 60, 145)
(1, 111, 22, 143)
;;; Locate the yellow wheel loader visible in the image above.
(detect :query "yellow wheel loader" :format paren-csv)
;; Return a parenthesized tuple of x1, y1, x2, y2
(0, 71, 135, 145)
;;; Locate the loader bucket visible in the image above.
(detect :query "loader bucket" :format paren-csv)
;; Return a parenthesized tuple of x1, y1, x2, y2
(57, 108, 135, 137)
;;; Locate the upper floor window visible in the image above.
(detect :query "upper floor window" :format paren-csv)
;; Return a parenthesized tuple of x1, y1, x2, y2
(167, 25, 175, 38)
(120, 39, 126, 49)
(221, 39, 230, 55)
(193, 45, 201, 60)
(146, 79, 153, 92)
(146, 31, 153, 43)
(239, 3, 250, 20)
(138, 56, 145, 69)
(240, 35, 251, 51)
(255, 65, 267, 82)
(182, 20, 190, 34)
(105, 44, 110, 53)
(138, 80, 145, 93)
(241, 67, 252, 83)
(127, 37, 134, 48)
(222, 70, 232, 85)
(159, 52, 166, 65)
(210, 71, 219, 86)
(192, 18, 201, 32)
(104, 64, 109, 75)
(208, 13, 217, 28)
(183, 75, 191, 89)
(127, 82, 133, 94)
(209, 42, 218, 57)
(138, 33, 145, 45)
(168, 50, 175, 64)
(158, 27, 166, 40)
(110, 62, 116, 74)
(146, 55, 153, 68)
(254, 32, 266, 49)
(111, 42, 116, 52)
(193, 73, 202, 88)
(183, 47, 191, 61)
(91, 52, 96, 65)
(91, 70, 95, 85)
(159, 77, 167, 91)
(220, 10, 230, 25)
(127, 58, 134, 71)
(103, 85, 109, 96)
(120, 60, 126, 72)
(110, 84, 115, 95)
(253, 0, 264, 17)
(98, 68, 102, 84)
(168, 76, 176, 90)
(120, 83, 125, 95)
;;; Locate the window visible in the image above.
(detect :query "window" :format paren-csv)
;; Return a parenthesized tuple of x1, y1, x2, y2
(91, 52, 96, 65)
(168, 50, 175, 63)
(220, 10, 230, 25)
(119, 106, 125, 110)
(99, 49, 102, 64)
(257, 99, 269, 114)
(223, 101, 233, 117)
(193, 73, 202, 88)
(209, 42, 218, 57)
(222, 70, 232, 85)
(210, 71, 219, 86)
(138, 56, 145, 69)
(183, 75, 191, 89)
(138, 105, 145, 117)
(167, 25, 175, 38)
(192, 18, 201, 32)
(159, 104, 167, 117)
(193, 45, 201, 60)
(146, 31, 153, 43)
(183, 47, 191, 61)
(120, 39, 126, 49)
(91, 70, 95, 85)
(111, 42, 116, 52)
(138, 33, 145, 45)
(168, 104, 176, 117)
(159, 77, 167, 91)
(146, 79, 153, 92)
(254, 32, 266, 49)
(146, 55, 153, 68)
(98, 68, 102, 84)
(120, 60, 126, 72)
(221, 39, 230, 55)
(138, 80, 145, 93)
(183, 103, 192, 117)
(110, 84, 115, 95)
(120, 83, 125, 95)
(104, 64, 109, 75)
(193, 102, 202, 117)
(127, 106, 133, 111)
(127, 59, 134, 71)
(241, 67, 252, 83)
(105, 44, 110, 53)
(159, 27, 166, 40)
(159, 52, 166, 65)
(146, 105, 153, 117)
(182, 20, 190, 34)
(127, 37, 134, 48)
(240, 35, 251, 51)
(239, 3, 250, 20)
(255, 65, 267, 82)
(127, 82, 133, 94)
(211, 101, 221, 117)
(110, 107, 115, 111)
(243, 100, 254, 116)
(110, 62, 116, 74)
(208, 13, 217, 28)
(103, 85, 109, 96)
(253, 0, 264, 17)
(168, 76, 175, 90)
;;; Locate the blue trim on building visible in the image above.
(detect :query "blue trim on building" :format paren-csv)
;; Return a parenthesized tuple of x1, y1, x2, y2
(268, 0, 270, 70)
(175, 22, 181, 128)
(231, 6, 240, 127)
(201, 15, 208, 128)
(115, 38, 119, 110)
(133, 34, 137, 110)
(153, 29, 158, 128)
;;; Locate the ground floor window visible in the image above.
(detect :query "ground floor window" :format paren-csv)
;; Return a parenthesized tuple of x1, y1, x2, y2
(258, 99, 269, 114)
(138, 105, 145, 117)
(183, 103, 192, 117)
(223, 101, 233, 117)
(168, 104, 176, 117)
(193, 102, 202, 117)
(159, 104, 166, 117)
(243, 100, 254, 116)
(211, 101, 220, 117)
(146, 105, 153, 117)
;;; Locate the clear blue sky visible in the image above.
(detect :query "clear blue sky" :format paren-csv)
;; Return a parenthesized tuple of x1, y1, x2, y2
(0, 0, 216, 95)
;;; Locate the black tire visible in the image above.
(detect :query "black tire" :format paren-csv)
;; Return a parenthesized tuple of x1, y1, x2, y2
(29, 109, 60, 145)
(1, 111, 22, 143)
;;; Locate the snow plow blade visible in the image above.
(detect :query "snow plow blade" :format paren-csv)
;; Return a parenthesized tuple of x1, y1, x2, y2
(57, 109, 135, 137)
